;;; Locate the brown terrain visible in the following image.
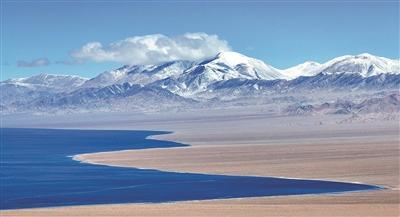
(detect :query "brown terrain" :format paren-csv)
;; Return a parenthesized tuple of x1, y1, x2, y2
(2, 110, 399, 216)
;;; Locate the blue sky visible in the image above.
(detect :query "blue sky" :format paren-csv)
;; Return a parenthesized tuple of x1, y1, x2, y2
(1, 1, 399, 80)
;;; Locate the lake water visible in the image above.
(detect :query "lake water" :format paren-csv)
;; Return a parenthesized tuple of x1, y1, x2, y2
(0, 128, 380, 210)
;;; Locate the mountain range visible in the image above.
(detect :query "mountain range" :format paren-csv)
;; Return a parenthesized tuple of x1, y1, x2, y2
(1, 51, 399, 114)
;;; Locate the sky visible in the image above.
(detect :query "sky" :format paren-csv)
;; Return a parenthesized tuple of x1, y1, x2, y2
(1, 0, 399, 80)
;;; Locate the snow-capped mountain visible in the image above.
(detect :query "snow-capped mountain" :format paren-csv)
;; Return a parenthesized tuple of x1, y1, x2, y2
(83, 51, 287, 96)
(202, 73, 400, 100)
(281, 53, 399, 79)
(27, 82, 196, 112)
(2, 73, 87, 92)
(1, 74, 88, 106)
(281, 61, 322, 79)
(1, 52, 399, 114)
(61, 52, 400, 95)
(82, 60, 195, 88)
(198, 51, 285, 80)
(319, 53, 399, 77)
(152, 51, 287, 95)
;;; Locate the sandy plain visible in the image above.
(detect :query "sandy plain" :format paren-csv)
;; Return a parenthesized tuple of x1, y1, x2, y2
(1, 109, 399, 216)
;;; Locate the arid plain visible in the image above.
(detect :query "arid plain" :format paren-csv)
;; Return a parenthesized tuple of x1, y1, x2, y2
(2, 108, 399, 217)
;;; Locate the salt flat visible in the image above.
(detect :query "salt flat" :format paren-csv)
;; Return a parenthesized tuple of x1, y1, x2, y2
(1, 109, 399, 216)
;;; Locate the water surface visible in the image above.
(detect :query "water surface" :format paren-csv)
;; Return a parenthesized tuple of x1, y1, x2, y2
(0, 128, 380, 210)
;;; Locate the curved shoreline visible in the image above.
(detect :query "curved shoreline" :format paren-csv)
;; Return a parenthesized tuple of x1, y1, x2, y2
(2, 128, 382, 211)
(1, 114, 399, 216)
(70, 132, 384, 200)
(72, 149, 384, 190)
(72, 152, 385, 205)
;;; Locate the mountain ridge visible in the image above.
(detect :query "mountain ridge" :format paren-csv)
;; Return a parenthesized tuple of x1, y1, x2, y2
(1, 51, 399, 114)
(3, 52, 399, 88)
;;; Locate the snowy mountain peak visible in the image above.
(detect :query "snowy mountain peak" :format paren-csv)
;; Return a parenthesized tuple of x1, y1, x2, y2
(206, 51, 278, 71)
(6, 73, 87, 83)
(302, 61, 321, 66)
(2, 52, 400, 114)
(82, 60, 195, 88)
(200, 51, 285, 79)
(321, 53, 399, 77)
(281, 61, 322, 79)
(356, 53, 376, 58)
(2, 73, 88, 91)
(212, 51, 257, 66)
(151, 51, 288, 96)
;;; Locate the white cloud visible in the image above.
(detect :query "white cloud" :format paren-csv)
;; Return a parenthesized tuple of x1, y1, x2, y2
(71, 33, 231, 65)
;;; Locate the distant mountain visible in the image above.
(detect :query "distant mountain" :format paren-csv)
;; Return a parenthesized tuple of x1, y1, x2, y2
(319, 53, 399, 77)
(1, 52, 399, 114)
(2, 73, 87, 92)
(0, 74, 88, 106)
(26, 83, 195, 112)
(281, 61, 322, 79)
(82, 60, 195, 88)
(284, 93, 400, 115)
(198, 51, 285, 80)
(281, 53, 399, 79)
(152, 51, 286, 96)
(322, 53, 400, 77)
(203, 73, 400, 99)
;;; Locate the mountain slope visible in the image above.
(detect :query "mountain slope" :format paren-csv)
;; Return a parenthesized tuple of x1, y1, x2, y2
(22, 83, 197, 113)
(320, 53, 399, 77)
(2, 73, 87, 91)
(1, 73, 88, 106)
(82, 61, 195, 88)
(153, 51, 287, 95)
(201, 73, 400, 99)
(281, 61, 322, 79)
(281, 53, 399, 79)
(1, 52, 399, 114)
(284, 93, 400, 115)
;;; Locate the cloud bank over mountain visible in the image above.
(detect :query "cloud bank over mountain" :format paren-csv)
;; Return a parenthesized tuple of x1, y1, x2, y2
(71, 33, 231, 65)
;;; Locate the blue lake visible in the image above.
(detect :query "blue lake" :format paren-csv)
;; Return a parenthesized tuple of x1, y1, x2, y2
(0, 128, 380, 210)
